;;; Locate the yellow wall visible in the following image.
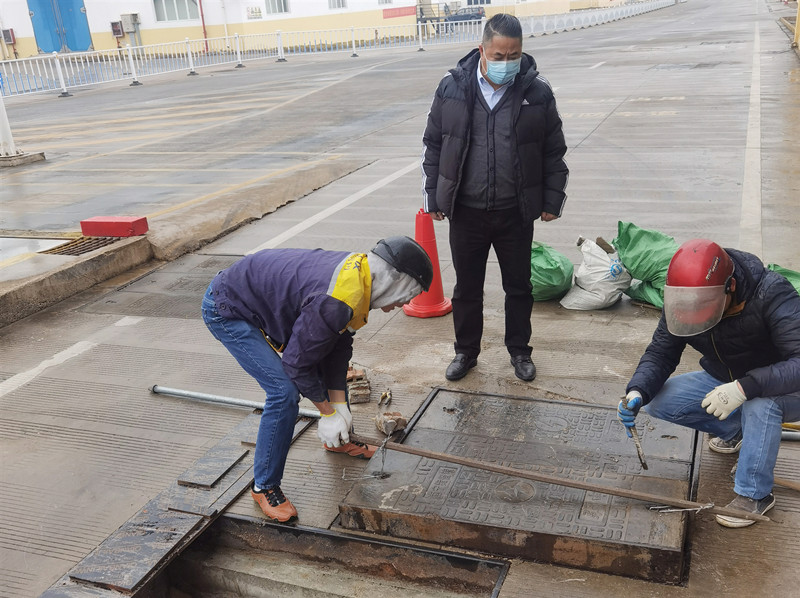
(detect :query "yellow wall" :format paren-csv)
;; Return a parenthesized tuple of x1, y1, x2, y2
(512, 1, 573, 17)
(234, 11, 417, 36)
(3, 9, 418, 56)
(88, 10, 417, 51)
(3, 37, 40, 59)
(568, 0, 625, 9)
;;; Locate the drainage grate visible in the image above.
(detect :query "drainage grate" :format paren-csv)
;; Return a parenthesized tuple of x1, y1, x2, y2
(40, 236, 120, 256)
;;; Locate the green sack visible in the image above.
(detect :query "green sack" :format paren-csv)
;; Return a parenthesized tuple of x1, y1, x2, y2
(768, 264, 800, 295)
(530, 241, 574, 301)
(612, 221, 679, 287)
(626, 280, 665, 309)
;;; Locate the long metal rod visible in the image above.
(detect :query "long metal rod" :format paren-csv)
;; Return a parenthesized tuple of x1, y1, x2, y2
(150, 385, 321, 419)
(380, 441, 769, 522)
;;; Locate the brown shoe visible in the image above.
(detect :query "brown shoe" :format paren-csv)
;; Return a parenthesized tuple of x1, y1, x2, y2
(250, 484, 298, 522)
(324, 439, 377, 459)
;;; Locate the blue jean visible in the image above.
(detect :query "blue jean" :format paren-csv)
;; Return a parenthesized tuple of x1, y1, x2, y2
(644, 370, 800, 499)
(201, 284, 300, 491)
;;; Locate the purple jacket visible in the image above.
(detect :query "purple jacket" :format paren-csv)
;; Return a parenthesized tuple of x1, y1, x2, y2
(210, 248, 367, 402)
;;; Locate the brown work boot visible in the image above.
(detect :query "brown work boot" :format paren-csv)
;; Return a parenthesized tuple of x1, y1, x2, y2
(324, 439, 377, 459)
(250, 484, 298, 522)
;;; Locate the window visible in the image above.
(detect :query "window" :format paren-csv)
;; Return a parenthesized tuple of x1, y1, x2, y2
(154, 0, 199, 21)
(266, 0, 289, 13)
(378, 0, 392, 4)
(328, 0, 347, 8)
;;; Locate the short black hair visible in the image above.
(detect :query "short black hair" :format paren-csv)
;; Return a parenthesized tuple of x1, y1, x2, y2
(482, 14, 523, 44)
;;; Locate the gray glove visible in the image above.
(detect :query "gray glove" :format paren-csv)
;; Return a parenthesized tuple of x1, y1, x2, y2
(701, 381, 746, 420)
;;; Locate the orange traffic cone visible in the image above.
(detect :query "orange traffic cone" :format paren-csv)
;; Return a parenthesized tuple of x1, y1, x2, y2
(403, 209, 452, 318)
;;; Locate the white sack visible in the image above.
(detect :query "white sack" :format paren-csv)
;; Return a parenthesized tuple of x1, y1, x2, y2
(560, 238, 632, 310)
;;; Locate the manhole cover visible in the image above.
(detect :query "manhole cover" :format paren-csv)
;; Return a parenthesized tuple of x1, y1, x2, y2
(340, 388, 699, 584)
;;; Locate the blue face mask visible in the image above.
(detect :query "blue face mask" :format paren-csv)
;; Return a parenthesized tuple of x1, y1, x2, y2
(484, 57, 521, 86)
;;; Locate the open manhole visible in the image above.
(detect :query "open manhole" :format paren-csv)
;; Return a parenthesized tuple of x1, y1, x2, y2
(40, 236, 120, 256)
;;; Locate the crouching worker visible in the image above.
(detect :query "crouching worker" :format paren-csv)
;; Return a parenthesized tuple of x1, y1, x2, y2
(618, 239, 800, 527)
(202, 236, 433, 522)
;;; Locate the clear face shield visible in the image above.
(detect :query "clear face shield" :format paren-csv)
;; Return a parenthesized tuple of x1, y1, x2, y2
(663, 285, 728, 337)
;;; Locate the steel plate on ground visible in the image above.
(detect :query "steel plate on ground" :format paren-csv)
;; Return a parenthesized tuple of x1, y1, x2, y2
(339, 389, 699, 584)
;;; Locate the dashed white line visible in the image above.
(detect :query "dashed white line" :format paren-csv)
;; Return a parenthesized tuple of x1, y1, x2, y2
(0, 341, 97, 398)
(247, 160, 419, 253)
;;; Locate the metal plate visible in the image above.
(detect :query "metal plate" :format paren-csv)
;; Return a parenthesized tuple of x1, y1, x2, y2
(177, 445, 249, 489)
(339, 389, 698, 584)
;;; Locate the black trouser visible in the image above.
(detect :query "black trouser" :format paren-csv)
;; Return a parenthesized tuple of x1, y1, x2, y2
(448, 205, 534, 359)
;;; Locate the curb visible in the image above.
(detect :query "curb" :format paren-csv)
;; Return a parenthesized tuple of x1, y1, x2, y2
(0, 157, 369, 328)
(0, 236, 154, 327)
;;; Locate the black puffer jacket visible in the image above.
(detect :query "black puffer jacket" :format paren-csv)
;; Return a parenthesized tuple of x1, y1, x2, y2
(628, 249, 800, 403)
(421, 49, 568, 224)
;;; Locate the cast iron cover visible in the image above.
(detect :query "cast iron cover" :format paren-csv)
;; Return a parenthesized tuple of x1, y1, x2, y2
(339, 389, 699, 584)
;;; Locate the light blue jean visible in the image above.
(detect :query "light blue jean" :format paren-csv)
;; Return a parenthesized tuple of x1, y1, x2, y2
(201, 283, 300, 491)
(644, 370, 800, 499)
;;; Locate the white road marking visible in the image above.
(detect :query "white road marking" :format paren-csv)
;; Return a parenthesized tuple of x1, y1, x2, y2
(738, 25, 762, 257)
(589, 61, 606, 69)
(0, 316, 146, 398)
(0, 341, 97, 398)
(114, 316, 144, 327)
(247, 159, 419, 253)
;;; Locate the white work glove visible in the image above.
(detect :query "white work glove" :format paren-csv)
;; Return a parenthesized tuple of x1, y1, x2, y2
(701, 381, 746, 420)
(317, 410, 350, 448)
(331, 401, 353, 432)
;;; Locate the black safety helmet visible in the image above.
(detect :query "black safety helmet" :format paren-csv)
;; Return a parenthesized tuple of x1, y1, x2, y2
(372, 236, 433, 292)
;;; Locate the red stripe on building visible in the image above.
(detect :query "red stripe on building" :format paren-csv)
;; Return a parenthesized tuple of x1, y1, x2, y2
(383, 6, 416, 18)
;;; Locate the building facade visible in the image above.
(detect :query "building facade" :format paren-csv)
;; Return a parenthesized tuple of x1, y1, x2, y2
(0, 0, 426, 58)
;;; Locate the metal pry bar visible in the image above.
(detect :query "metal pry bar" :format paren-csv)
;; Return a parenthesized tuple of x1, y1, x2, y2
(647, 503, 714, 514)
(622, 394, 648, 470)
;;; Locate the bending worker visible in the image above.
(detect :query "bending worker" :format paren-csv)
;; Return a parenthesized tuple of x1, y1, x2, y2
(202, 237, 433, 522)
(618, 239, 800, 527)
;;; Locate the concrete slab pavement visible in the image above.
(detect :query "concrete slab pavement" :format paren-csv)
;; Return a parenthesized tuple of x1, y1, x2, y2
(2, 0, 800, 595)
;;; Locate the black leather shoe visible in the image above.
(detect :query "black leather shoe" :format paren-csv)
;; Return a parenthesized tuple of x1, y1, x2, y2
(510, 355, 536, 381)
(445, 354, 477, 381)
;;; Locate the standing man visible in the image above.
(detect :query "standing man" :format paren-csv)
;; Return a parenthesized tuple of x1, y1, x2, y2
(618, 239, 800, 527)
(202, 237, 433, 522)
(421, 13, 569, 382)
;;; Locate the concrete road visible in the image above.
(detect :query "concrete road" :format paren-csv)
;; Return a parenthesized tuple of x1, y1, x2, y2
(1, 0, 799, 595)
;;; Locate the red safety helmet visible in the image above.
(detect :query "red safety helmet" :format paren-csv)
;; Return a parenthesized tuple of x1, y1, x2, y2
(663, 239, 734, 337)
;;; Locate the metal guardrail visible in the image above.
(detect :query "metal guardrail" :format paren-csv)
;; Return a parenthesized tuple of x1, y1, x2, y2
(0, 0, 673, 98)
